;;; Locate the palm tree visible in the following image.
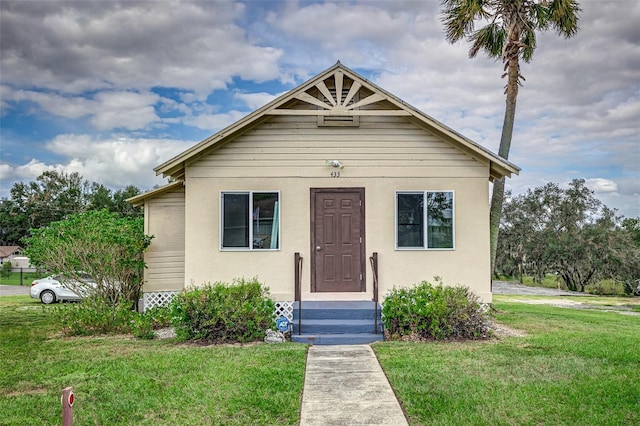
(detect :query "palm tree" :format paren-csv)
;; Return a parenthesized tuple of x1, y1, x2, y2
(441, 0, 581, 275)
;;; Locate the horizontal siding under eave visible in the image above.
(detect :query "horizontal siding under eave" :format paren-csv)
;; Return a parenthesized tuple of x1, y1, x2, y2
(148, 191, 185, 205)
(188, 166, 486, 179)
(145, 186, 185, 292)
(145, 251, 185, 291)
(189, 115, 486, 178)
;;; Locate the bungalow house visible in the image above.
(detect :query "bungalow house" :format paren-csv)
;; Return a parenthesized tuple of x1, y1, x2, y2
(129, 62, 519, 343)
(0, 246, 23, 264)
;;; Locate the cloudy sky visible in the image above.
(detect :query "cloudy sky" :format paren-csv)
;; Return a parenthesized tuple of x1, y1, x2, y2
(1, 0, 638, 217)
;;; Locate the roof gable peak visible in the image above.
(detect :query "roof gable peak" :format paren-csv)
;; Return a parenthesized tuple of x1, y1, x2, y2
(153, 62, 519, 181)
(266, 62, 408, 118)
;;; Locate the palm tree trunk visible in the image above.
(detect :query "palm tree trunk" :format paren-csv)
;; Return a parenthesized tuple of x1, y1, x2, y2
(490, 56, 520, 277)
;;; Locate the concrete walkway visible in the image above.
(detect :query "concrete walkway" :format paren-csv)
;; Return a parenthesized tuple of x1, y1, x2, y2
(299, 345, 409, 426)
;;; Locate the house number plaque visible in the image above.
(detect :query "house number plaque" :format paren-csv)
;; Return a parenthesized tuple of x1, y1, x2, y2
(330, 171, 340, 178)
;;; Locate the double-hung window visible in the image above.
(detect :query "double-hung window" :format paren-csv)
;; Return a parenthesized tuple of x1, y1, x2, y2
(396, 191, 454, 249)
(221, 191, 280, 250)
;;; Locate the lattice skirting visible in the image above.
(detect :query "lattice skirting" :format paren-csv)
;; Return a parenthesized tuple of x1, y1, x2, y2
(274, 301, 294, 322)
(143, 291, 179, 310)
(142, 291, 294, 321)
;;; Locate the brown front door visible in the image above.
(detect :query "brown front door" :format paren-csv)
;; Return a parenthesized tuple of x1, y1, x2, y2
(311, 188, 365, 292)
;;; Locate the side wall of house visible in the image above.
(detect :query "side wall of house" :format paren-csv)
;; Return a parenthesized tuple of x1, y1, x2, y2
(144, 185, 185, 292)
(183, 115, 492, 302)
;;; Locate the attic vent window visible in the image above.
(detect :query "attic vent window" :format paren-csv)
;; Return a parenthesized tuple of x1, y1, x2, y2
(318, 88, 360, 127)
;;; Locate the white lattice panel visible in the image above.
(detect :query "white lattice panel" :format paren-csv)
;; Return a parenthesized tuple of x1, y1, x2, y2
(144, 293, 293, 320)
(274, 301, 294, 321)
(143, 291, 179, 310)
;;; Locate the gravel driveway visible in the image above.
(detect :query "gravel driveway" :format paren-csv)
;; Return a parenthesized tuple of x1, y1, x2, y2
(492, 281, 593, 297)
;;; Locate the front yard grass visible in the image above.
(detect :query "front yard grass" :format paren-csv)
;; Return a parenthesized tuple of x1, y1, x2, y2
(3, 294, 639, 425)
(0, 271, 47, 286)
(374, 300, 640, 425)
(0, 296, 307, 425)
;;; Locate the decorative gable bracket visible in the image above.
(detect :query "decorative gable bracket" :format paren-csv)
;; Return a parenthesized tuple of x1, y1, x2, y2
(265, 69, 410, 121)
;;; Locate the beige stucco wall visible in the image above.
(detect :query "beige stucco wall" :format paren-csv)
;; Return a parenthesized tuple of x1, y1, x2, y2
(179, 114, 492, 302)
(184, 176, 491, 302)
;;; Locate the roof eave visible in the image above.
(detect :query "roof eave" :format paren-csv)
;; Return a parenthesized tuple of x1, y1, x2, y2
(126, 181, 184, 206)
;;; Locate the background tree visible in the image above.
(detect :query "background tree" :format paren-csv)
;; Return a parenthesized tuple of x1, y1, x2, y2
(88, 183, 141, 217)
(23, 210, 152, 307)
(441, 0, 581, 275)
(0, 199, 26, 246)
(621, 217, 640, 247)
(111, 185, 143, 217)
(0, 171, 142, 245)
(497, 179, 640, 292)
(7, 171, 89, 237)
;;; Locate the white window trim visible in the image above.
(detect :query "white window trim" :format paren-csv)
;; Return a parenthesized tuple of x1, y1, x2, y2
(220, 190, 281, 251)
(395, 190, 455, 251)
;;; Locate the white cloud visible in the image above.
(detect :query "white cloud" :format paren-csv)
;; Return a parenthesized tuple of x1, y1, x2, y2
(0, 135, 192, 197)
(0, 159, 57, 195)
(234, 91, 284, 110)
(180, 111, 248, 132)
(1, 86, 162, 130)
(0, 0, 283, 96)
(585, 178, 618, 194)
(90, 91, 160, 130)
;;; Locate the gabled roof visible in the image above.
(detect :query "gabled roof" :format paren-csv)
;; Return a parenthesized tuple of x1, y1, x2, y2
(155, 62, 519, 181)
(0, 246, 22, 258)
(127, 181, 184, 207)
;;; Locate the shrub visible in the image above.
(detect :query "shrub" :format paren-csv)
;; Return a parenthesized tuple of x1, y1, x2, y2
(382, 279, 491, 340)
(585, 279, 626, 296)
(130, 306, 172, 339)
(52, 297, 135, 336)
(170, 277, 275, 343)
(52, 298, 173, 339)
(1, 262, 11, 278)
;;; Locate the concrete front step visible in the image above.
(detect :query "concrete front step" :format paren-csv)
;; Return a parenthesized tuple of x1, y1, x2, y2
(291, 300, 384, 344)
(292, 333, 384, 345)
(298, 319, 381, 334)
(293, 300, 381, 320)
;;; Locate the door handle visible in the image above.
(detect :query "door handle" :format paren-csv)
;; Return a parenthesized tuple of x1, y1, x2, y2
(316, 246, 322, 251)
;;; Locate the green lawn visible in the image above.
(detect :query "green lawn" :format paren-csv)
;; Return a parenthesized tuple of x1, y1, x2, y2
(3, 294, 639, 425)
(374, 299, 640, 426)
(0, 296, 308, 425)
(0, 271, 47, 286)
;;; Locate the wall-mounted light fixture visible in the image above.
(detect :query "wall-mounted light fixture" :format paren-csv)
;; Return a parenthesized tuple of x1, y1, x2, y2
(326, 160, 344, 169)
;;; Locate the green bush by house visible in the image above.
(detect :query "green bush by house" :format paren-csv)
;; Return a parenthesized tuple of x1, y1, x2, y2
(52, 297, 171, 339)
(171, 277, 275, 343)
(382, 279, 491, 340)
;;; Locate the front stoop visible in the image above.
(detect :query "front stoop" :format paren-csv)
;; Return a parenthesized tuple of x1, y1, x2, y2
(291, 301, 383, 345)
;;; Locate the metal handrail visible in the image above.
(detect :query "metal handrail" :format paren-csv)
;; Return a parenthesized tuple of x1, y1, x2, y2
(369, 252, 379, 334)
(294, 253, 303, 335)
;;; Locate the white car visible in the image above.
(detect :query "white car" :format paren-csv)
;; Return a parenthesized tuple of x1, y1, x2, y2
(30, 273, 95, 304)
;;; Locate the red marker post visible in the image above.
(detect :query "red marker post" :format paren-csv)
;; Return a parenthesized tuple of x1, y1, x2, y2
(62, 387, 74, 426)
